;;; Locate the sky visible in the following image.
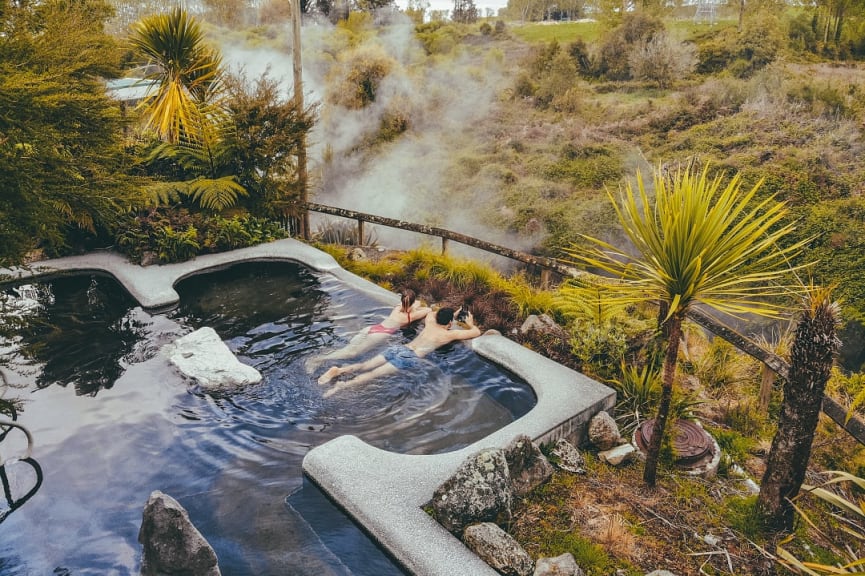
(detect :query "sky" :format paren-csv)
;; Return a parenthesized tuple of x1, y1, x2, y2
(395, 0, 509, 17)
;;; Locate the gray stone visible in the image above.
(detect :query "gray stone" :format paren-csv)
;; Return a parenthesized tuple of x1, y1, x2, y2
(139, 490, 221, 576)
(504, 435, 554, 497)
(588, 411, 621, 450)
(519, 314, 556, 334)
(533, 553, 584, 576)
(598, 443, 637, 466)
(164, 327, 262, 389)
(431, 448, 512, 536)
(140, 251, 159, 267)
(463, 522, 533, 576)
(645, 571, 678, 576)
(550, 439, 586, 474)
(347, 247, 366, 261)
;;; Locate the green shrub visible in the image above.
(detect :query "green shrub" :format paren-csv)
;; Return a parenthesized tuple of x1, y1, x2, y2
(156, 225, 200, 263)
(330, 45, 394, 109)
(567, 38, 593, 77)
(595, 13, 665, 81)
(628, 33, 697, 88)
(513, 72, 536, 99)
(543, 145, 623, 188)
(203, 216, 253, 251)
(608, 361, 662, 434)
(694, 11, 784, 78)
(535, 51, 579, 109)
(115, 210, 286, 264)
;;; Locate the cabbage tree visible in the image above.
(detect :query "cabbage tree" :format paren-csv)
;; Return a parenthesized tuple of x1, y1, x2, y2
(564, 163, 807, 486)
(130, 7, 225, 144)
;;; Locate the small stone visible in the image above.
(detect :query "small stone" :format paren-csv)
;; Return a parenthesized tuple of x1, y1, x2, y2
(550, 439, 586, 474)
(533, 552, 584, 576)
(598, 443, 636, 467)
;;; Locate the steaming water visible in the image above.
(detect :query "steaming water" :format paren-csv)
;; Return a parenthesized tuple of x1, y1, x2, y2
(0, 262, 535, 575)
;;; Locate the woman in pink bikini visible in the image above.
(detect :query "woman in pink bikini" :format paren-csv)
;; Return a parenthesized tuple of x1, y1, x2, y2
(306, 289, 431, 371)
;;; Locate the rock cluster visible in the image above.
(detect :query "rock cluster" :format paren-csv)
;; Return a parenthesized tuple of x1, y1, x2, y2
(430, 434, 584, 576)
(430, 414, 668, 576)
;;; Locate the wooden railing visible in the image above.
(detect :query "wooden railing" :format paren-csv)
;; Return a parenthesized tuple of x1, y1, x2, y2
(306, 202, 586, 286)
(306, 202, 865, 445)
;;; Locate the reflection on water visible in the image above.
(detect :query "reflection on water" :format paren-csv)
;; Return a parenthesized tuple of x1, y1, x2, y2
(0, 262, 536, 575)
(2, 276, 147, 396)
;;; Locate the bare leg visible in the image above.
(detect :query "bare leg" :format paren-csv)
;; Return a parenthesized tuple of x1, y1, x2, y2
(317, 354, 387, 385)
(306, 329, 387, 372)
(323, 362, 399, 398)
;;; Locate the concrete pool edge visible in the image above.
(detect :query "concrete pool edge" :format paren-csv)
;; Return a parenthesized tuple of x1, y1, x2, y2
(303, 334, 615, 576)
(0, 238, 396, 311)
(2, 240, 617, 575)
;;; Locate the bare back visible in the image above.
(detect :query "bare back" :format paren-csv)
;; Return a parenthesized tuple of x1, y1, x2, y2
(407, 313, 480, 357)
(380, 301, 431, 329)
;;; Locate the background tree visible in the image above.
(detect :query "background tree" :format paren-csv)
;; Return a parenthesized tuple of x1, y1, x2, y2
(758, 285, 842, 532)
(564, 163, 806, 486)
(0, 0, 142, 266)
(452, 0, 479, 22)
(202, 0, 248, 27)
(404, 0, 430, 23)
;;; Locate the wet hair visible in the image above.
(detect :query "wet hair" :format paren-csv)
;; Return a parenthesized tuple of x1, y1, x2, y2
(400, 289, 416, 313)
(435, 307, 455, 325)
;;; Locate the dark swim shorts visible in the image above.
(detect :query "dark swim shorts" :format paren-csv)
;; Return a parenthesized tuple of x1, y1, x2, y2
(382, 345, 423, 371)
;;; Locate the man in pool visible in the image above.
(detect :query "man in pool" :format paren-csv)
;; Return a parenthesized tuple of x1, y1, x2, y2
(317, 307, 481, 397)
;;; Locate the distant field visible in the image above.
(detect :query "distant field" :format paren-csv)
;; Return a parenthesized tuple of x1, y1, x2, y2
(508, 15, 740, 45)
(508, 20, 602, 44)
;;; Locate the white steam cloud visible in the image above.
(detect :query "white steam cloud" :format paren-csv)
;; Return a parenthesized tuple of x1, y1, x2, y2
(221, 14, 534, 264)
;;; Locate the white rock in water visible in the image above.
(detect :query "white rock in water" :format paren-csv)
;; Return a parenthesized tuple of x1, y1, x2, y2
(164, 327, 262, 389)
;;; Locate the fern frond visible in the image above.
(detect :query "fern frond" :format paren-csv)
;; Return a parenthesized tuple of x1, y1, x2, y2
(186, 176, 247, 211)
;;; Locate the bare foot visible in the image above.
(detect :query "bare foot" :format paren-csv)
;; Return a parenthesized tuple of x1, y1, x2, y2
(318, 366, 340, 385)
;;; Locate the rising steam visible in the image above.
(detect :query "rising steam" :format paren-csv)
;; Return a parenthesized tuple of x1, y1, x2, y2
(220, 12, 536, 261)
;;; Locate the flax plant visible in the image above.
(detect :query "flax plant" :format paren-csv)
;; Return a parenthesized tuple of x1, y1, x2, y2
(776, 470, 865, 575)
(563, 163, 808, 486)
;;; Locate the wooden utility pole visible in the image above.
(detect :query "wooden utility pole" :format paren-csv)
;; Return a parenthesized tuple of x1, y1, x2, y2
(291, 0, 309, 239)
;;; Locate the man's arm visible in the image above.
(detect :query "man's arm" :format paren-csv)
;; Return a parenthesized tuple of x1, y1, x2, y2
(450, 312, 481, 341)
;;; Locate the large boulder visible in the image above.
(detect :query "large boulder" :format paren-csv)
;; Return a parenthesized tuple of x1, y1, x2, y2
(138, 490, 221, 576)
(462, 522, 534, 576)
(504, 435, 554, 497)
(588, 411, 621, 451)
(164, 327, 261, 389)
(430, 448, 512, 536)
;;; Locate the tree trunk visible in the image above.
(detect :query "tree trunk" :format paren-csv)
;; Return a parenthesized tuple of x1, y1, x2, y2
(643, 314, 682, 487)
(758, 364, 774, 414)
(757, 298, 840, 532)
